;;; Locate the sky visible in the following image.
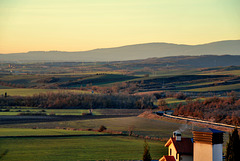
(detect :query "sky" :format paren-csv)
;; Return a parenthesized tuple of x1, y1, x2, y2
(0, 0, 239, 54)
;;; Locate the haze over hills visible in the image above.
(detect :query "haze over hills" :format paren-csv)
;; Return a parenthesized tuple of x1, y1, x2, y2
(0, 40, 239, 62)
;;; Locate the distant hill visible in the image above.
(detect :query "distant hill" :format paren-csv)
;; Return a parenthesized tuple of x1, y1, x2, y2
(118, 55, 240, 69)
(0, 40, 239, 62)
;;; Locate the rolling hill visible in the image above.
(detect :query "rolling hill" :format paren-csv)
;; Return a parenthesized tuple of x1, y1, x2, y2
(0, 40, 239, 62)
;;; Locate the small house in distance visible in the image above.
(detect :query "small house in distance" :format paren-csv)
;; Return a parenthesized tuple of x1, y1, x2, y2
(159, 131, 193, 161)
(159, 128, 224, 161)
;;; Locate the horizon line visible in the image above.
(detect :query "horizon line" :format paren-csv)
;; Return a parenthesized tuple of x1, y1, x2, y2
(1, 39, 239, 55)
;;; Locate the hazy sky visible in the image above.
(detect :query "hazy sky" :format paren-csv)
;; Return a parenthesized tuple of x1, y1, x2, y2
(0, 0, 239, 53)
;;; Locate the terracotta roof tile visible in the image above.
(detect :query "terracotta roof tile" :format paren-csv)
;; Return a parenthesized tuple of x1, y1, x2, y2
(159, 155, 176, 161)
(165, 137, 193, 155)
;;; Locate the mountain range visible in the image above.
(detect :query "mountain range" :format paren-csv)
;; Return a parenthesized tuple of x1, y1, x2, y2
(0, 40, 239, 62)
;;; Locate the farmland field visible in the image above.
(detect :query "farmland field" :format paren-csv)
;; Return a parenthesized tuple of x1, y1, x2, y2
(0, 116, 193, 138)
(0, 135, 167, 161)
(1, 61, 239, 160)
(175, 81, 222, 87)
(0, 108, 144, 116)
(0, 128, 102, 136)
(202, 70, 240, 76)
(184, 83, 240, 92)
(0, 88, 89, 96)
(0, 108, 100, 116)
(163, 97, 206, 106)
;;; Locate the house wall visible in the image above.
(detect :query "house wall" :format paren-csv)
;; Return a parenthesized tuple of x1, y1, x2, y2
(168, 143, 178, 161)
(194, 142, 212, 161)
(181, 155, 193, 161)
(212, 144, 222, 161)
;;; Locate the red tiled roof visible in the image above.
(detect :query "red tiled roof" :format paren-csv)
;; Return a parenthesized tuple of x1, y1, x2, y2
(165, 137, 193, 155)
(159, 155, 176, 161)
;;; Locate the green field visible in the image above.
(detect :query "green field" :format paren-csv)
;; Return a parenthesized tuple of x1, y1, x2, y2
(54, 71, 122, 75)
(0, 88, 89, 96)
(0, 135, 167, 161)
(184, 84, 240, 92)
(175, 81, 222, 88)
(202, 70, 240, 76)
(164, 98, 187, 105)
(0, 128, 101, 136)
(0, 108, 143, 116)
(0, 116, 193, 138)
(0, 126, 168, 160)
(0, 108, 100, 116)
(162, 97, 206, 107)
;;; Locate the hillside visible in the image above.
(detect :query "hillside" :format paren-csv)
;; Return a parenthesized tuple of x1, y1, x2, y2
(117, 55, 240, 69)
(1, 55, 240, 76)
(0, 40, 239, 62)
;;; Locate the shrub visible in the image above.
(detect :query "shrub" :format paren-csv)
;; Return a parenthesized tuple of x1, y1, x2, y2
(175, 92, 187, 100)
(18, 112, 47, 116)
(98, 125, 107, 132)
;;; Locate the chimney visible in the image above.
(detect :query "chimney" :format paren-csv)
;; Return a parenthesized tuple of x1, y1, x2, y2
(173, 131, 181, 141)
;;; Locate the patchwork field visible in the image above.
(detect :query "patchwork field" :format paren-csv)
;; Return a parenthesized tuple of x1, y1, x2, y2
(1, 62, 238, 160)
(0, 116, 193, 138)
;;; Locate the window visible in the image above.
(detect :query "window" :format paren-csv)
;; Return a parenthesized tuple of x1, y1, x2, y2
(176, 153, 178, 159)
(170, 148, 172, 155)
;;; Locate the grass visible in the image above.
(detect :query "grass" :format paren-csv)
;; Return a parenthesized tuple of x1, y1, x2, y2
(202, 70, 240, 76)
(0, 85, 12, 89)
(0, 108, 143, 116)
(0, 136, 167, 161)
(0, 109, 100, 116)
(175, 81, 222, 87)
(0, 88, 89, 96)
(53, 71, 123, 75)
(0, 116, 193, 138)
(184, 83, 240, 92)
(163, 97, 206, 106)
(64, 74, 138, 87)
(164, 98, 187, 105)
(0, 128, 101, 136)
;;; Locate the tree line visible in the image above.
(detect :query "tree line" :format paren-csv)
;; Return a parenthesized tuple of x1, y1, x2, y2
(0, 92, 155, 109)
(174, 96, 240, 126)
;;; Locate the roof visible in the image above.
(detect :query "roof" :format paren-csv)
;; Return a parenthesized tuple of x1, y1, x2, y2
(193, 128, 225, 134)
(159, 155, 176, 161)
(165, 137, 193, 155)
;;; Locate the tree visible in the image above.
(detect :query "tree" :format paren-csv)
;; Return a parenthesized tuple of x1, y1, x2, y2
(157, 99, 168, 111)
(128, 125, 135, 136)
(226, 128, 240, 161)
(143, 140, 152, 161)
